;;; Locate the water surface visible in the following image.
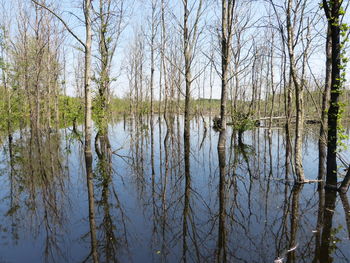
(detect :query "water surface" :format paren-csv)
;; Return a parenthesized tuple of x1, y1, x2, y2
(0, 116, 349, 263)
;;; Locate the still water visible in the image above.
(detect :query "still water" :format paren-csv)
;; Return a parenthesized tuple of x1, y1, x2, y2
(0, 116, 349, 263)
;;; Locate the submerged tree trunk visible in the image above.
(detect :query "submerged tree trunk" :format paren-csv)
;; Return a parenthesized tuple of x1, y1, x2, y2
(182, 0, 202, 143)
(161, 0, 169, 117)
(84, 1, 99, 262)
(219, 0, 235, 135)
(98, 0, 109, 129)
(319, 26, 332, 181)
(323, 0, 343, 189)
(150, 0, 156, 117)
(286, 0, 305, 183)
(183, 0, 191, 143)
(268, 32, 275, 133)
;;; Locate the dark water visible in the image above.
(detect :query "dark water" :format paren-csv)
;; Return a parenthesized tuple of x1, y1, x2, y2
(0, 116, 349, 263)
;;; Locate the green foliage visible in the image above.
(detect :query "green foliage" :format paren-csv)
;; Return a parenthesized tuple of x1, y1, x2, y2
(92, 94, 108, 130)
(59, 95, 84, 125)
(336, 12, 349, 151)
(0, 86, 27, 132)
(231, 112, 256, 133)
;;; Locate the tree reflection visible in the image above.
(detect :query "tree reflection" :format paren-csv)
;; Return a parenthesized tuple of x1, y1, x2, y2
(4, 127, 68, 262)
(217, 129, 227, 262)
(313, 186, 325, 263)
(286, 184, 303, 263)
(182, 117, 191, 262)
(0, 117, 349, 262)
(319, 189, 337, 263)
(312, 185, 339, 263)
(94, 127, 129, 262)
(86, 128, 98, 263)
(340, 193, 350, 240)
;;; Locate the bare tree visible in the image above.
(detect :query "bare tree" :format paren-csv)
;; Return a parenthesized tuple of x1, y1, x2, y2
(148, 0, 158, 116)
(30, 0, 98, 261)
(270, 0, 315, 183)
(219, 0, 236, 143)
(319, 26, 332, 181)
(286, 0, 308, 183)
(182, 0, 204, 140)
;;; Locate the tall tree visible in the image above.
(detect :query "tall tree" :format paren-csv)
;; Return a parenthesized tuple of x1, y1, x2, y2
(82, 2, 99, 261)
(182, 0, 203, 141)
(286, 0, 308, 183)
(95, 0, 125, 130)
(322, 0, 346, 189)
(219, 0, 235, 140)
(149, 0, 158, 116)
(319, 26, 332, 182)
(270, 0, 314, 183)
(30, 1, 98, 261)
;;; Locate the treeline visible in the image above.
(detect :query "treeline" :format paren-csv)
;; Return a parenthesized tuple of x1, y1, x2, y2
(0, 88, 349, 132)
(114, 89, 350, 118)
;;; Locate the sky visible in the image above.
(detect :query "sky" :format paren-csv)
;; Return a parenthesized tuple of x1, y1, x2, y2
(2, 0, 350, 99)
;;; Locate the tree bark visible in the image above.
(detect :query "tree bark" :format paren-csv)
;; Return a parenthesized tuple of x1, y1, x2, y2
(319, 26, 332, 181)
(183, 0, 191, 142)
(84, 1, 99, 262)
(286, 0, 305, 183)
(219, 0, 235, 133)
(323, 0, 342, 188)
(150, 0, 156, 116)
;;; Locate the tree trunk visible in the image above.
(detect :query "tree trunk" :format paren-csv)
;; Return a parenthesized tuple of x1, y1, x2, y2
(220, 0, 228, 132)
(319, 26, 332, 181)
(150, 0, 156, 116)
(183, 0, 191, 143)
(286, 0, 305, 183)
(325, 0, 342, 188)
(84, 1, 99, 262)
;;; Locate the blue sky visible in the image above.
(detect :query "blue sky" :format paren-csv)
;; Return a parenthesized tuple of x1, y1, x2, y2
(2, 0, 350, 99)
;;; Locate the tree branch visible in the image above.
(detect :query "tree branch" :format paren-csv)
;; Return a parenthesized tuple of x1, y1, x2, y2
(30, 0, 86, 49)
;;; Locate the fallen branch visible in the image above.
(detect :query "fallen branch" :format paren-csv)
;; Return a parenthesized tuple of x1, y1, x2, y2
(302, 179, 324, 183)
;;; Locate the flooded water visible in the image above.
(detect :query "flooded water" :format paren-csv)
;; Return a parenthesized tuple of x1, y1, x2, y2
(0, 115, 349, 263)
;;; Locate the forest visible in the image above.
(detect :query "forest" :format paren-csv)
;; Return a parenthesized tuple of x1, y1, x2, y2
(0, 0, 350, 262)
